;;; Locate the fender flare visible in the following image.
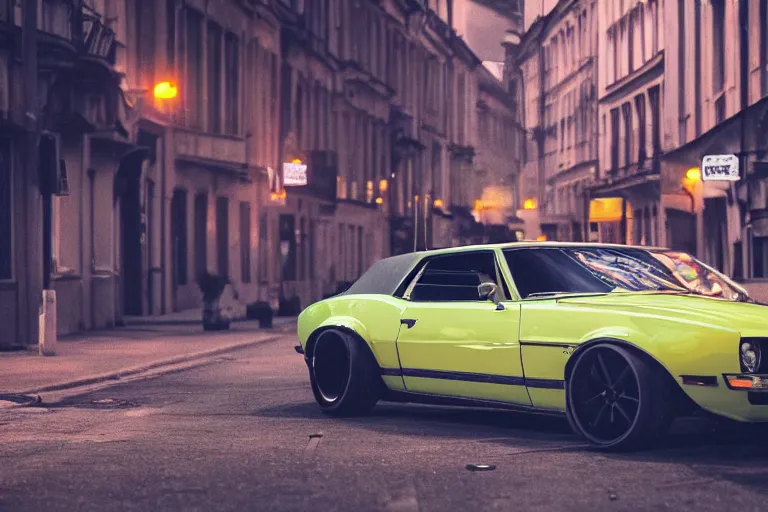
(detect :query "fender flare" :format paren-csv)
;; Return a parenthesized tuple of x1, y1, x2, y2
(564, 336, 675, 383)
(305, 318, 373, 359)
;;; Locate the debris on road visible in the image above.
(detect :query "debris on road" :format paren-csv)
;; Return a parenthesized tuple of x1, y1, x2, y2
(466, 464, 496, 472)
(304, 433, 324, 458)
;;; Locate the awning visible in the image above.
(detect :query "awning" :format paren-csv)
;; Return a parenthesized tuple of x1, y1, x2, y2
(589, 198, 633, 223)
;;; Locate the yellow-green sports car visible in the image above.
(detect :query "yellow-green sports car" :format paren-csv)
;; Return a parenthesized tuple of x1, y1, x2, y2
(296, 242, 767, 450)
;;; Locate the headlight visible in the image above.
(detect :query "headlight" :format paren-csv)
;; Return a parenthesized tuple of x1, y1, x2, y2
(740, 341, 761, 373)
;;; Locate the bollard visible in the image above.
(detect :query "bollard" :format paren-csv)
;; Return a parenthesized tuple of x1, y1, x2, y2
(38, 289, 57, 356)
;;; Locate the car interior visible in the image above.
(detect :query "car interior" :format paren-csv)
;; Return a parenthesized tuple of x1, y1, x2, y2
(406, 251, 511, 302)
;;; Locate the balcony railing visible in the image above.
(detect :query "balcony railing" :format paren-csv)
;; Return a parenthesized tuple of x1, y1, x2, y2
(77, 3, 117, 64)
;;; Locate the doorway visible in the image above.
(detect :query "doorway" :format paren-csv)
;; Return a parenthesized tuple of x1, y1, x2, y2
(216, 196, 229, 278)
(666, 208, 697, 255)
(146, 180, 155, 314)
(118, 157, 143, 316)
(171, 189, 188, 311)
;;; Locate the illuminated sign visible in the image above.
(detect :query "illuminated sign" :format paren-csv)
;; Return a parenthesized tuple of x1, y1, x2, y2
(702, 154, 739, 181)
(283, 159, 307, 186)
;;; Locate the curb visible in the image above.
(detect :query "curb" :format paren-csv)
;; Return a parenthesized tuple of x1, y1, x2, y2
(11, 327, 291, 398)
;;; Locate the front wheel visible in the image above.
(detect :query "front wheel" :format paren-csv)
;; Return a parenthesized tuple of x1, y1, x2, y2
(309, 329, 381, 416)
(566, 344, 673, 450)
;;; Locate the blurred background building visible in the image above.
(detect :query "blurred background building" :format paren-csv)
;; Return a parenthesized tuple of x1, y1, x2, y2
(0, 0, 524, 348)
(514, 0, 768, 301)
(7, 0, 768, 347)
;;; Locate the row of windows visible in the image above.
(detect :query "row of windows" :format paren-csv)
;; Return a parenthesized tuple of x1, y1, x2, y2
(171, 190, 264, 286)
(604, 0, 661, 86)
(605, 86, 661, 172)
(542, 6, 593, 90)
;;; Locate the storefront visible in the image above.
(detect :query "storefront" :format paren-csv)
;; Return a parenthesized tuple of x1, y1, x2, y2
(587, 198, 629, 244)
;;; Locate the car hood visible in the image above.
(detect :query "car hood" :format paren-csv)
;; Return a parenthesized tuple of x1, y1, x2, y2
(558, 292, 768, 337)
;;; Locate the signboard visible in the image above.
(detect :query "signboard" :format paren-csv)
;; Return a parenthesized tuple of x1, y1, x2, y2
(283, 161, 308, 186)
(702, 154, 740, 181)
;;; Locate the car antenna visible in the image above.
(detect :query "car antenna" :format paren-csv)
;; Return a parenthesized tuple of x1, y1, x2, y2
(424, 193, 430, 250)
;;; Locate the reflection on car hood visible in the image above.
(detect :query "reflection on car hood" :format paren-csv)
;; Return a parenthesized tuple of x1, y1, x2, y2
(558, 292, 768, 336)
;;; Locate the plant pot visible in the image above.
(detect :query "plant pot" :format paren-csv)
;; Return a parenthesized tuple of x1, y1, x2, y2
(259, 312, 273, 329)
(247, 301, 274, 328)
(202, 299, 230, 331)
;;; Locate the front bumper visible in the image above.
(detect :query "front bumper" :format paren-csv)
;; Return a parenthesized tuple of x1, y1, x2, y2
(681, 374, 768, 422)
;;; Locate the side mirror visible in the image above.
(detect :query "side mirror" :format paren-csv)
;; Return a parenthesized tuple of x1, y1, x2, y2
(478, 282, 505, 310)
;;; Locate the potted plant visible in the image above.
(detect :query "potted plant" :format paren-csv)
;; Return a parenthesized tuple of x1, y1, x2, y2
(197, 271, 232, 331)
(246, 301, 274, 328)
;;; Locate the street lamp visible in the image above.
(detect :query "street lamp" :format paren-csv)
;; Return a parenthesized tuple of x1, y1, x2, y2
(685, 167, 701, 183)
(153, 81, 178, 100)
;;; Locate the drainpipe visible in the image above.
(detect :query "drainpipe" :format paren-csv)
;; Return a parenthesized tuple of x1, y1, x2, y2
(88, 168, 96, 327)
(161, 129, 168, 314)
(739, 0, 749, 277)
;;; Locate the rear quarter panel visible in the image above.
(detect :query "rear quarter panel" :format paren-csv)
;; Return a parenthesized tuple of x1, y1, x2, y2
(297, 294, 408, 389)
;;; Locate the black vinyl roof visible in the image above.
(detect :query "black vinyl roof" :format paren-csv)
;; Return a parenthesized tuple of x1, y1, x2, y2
(339, 242, 679, 297)
(342, 252, 422, 296)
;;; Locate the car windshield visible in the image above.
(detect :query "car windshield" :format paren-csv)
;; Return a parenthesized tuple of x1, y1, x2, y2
(648, 250, 752, 302)
(502, 247, 737, 299)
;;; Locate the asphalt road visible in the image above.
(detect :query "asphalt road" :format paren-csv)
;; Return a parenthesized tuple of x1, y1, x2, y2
(2, 330, 768, 512)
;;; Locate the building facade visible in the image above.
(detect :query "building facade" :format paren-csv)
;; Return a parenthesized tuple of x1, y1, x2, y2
(514, 0, 598, 242)
(0, 0, 140, 347)
(0, 0, 524, 347)
(0, 0, 280, 348)
(517, 0, 768, 289)
(660, 0, 768, 282)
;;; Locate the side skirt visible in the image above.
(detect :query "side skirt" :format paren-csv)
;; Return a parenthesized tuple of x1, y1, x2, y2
(380, 388, 566, 418)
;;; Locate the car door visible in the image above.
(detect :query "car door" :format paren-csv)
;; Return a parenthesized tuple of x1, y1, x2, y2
(394, 250, 532, 406)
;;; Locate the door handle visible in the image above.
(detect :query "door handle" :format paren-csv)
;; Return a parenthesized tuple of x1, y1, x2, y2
(401, 319, 417, 329)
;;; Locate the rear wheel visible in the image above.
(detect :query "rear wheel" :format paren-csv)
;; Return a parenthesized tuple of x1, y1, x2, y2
(566, 344, 672, 450)
(309, 329, 381, 416)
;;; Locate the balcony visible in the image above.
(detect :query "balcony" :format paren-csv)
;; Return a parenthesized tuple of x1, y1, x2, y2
(31, 1, 116, 71)
(174, 129, 249, 180)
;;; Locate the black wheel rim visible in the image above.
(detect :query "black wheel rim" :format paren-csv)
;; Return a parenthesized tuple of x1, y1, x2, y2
(569, 346, 641, 445)
(313, 332, 351, 403)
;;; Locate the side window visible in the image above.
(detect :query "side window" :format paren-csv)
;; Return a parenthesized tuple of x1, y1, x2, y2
(407, 251, 503, 302)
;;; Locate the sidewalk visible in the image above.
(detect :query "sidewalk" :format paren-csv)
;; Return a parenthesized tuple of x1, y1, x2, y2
(0, 311, 296, 397)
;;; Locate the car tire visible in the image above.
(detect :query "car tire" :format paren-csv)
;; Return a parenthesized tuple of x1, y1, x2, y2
(565, 343, 672, 450)
(309, 329, 381, 417)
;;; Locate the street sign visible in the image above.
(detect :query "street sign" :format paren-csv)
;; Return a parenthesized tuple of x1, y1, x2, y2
(283, 161, 308, 186)
(702, 154, 740, 181)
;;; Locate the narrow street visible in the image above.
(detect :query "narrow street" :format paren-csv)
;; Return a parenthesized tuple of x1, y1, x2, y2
(1, 329, 767, 512)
